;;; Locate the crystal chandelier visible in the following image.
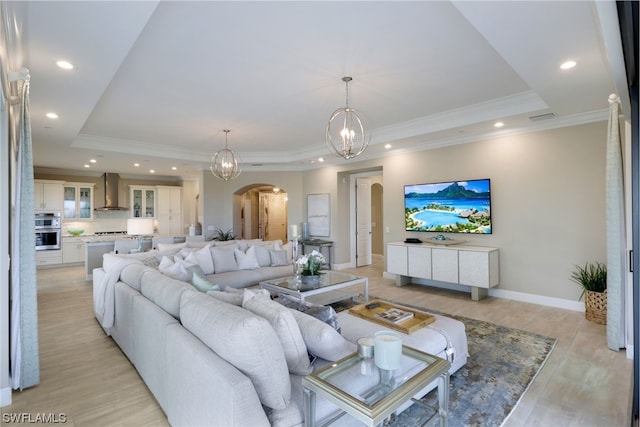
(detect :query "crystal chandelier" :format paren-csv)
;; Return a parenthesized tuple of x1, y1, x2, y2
(326, 76, 370, 159)
(210, 129, 241, 181)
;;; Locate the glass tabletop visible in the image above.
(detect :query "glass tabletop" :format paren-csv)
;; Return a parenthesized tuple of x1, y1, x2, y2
(303, 346, 450, 415)
(261, 270, 362, 291)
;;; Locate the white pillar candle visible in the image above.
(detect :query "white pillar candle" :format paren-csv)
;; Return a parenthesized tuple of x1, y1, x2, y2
(373, 330, 402, 370)
(290, 224, 298, 238)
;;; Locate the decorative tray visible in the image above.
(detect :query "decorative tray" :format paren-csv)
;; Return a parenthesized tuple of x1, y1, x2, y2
(348, 299, 435, 334)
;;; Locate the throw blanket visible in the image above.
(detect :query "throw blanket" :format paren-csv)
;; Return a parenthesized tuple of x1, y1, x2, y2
(95, 258, 143, 329)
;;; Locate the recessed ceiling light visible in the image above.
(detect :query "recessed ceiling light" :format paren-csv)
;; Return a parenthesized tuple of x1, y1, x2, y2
(384, 144, 392, 149)
(318, 157, 325, 162)
(560, 60, 576, 70)
(89, 159, 97, 163)
(46, 112, 58, 119)
(56, 60, 74, 70)
(171, 166, 177, 170)
(494, 122, 504, 128)
(83, 164, 90, 168)
(149, 169, 155, 174)
(133, 163, 140, 167)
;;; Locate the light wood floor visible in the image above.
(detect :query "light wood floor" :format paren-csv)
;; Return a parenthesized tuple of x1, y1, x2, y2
(1, 262, 633, 426)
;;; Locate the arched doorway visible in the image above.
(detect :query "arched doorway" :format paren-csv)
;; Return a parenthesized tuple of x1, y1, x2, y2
(234, 184, 288, 241)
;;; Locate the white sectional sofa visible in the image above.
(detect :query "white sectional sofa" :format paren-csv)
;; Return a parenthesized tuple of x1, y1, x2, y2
(93, 247, 468, 426)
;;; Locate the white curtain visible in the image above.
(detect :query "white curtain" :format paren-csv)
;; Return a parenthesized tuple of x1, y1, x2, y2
(606, 94, 626, 350)
(10, 77, 39, 389)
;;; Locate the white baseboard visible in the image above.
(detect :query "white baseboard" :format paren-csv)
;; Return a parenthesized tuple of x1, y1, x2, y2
(488, 288, 584, 312)
(383, 272, 585, 312)
(0, 386, 11, 407)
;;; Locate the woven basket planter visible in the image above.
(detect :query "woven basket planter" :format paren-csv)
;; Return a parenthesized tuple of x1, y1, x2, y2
(584, 289, 607, 325)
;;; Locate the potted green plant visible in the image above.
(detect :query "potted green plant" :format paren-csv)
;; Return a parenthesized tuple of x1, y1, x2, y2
(213, 227, 235, 241)
(570, 262, 607, 324)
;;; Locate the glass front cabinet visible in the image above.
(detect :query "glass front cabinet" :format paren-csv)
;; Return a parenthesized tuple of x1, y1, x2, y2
(130, 186, 156, 218)
(63, 183, 94, 219)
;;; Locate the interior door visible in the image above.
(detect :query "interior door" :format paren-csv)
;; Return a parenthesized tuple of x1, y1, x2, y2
(259, 191, 287, 242)
(356, 177, 372, 266)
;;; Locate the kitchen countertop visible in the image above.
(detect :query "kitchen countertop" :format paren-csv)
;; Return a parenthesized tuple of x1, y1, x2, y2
(62, 234, 145, 243)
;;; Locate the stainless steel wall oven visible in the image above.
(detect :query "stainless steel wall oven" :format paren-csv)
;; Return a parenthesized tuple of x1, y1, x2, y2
(35, 212, 61, 251)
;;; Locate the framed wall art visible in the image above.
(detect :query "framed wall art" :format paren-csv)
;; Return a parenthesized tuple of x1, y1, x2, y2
(307, 193, 330, 237)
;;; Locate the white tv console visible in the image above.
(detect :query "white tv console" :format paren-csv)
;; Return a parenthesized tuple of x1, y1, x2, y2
(386, 242, 499, 301)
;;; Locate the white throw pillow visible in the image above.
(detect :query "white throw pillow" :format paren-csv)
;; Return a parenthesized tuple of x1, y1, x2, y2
(280, 242, 293, 264)
(288, 308, 356, 361)
(185, 244, 215, 274)
(252, 244, 272, 267)
(235, 245, 260, 270)
(211, 246, 239, 273)
(242, 290, 312, 375)
(158, 256, 193, 282)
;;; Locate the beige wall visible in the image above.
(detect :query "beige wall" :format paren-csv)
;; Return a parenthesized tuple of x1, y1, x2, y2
(382, 122, 607, 301)
(200, 121, 607, 302)
(202, 170, 304, 239)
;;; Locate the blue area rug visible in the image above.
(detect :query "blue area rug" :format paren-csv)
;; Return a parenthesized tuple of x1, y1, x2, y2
(333, 299, 557, 427)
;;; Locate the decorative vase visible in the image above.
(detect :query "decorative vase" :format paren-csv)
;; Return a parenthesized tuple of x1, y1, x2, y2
(301, 274, 320, 285)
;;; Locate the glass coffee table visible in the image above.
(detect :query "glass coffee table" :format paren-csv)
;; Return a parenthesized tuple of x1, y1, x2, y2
(259, 270, 368, 305)
(302, 346, 450, 427)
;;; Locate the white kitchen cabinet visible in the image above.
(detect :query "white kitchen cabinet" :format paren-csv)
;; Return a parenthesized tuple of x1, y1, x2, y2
(386, 242, 499, 300)
(62, 237, 85, 263)
(36, 249, 62, 267)
(156, 186, 183, 237)
(130, 186, 156, 218)
(63, 183, 94, 219)
(34, 180, 63, 212)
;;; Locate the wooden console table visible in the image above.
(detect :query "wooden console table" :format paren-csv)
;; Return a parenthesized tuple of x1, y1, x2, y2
(386, 242, 499, 301)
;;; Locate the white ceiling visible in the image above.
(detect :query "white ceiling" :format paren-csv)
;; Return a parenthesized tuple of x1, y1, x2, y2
(15, 1, 628, 180)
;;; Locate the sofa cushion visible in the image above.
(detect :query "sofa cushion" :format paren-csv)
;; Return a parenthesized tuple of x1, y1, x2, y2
(140, 270, 194, 319)
(206, 289, 243, 305)
(184, 244, 215, 274)
(288, 309, 356, 361)
(242, 290, 312, 376)
(211, 246, 239, 273)
(269, 249, 289, 266)
(235, 246, 260, 270)
(206, 269, 263, 289)
(180, 292, 291, 410)
(253, 244, 272, 267)
(157, 241, 187, 252)
(119, 262, 151, 292)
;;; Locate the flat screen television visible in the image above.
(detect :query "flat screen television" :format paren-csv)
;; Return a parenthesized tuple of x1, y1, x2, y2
(404, 178, 492, 234)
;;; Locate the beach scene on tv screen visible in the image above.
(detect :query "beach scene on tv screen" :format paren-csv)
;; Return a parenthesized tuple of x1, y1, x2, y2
(405, 179, 492, 234)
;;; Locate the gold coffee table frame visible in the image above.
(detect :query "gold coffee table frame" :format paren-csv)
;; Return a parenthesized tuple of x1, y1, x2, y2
(302, 346, 450, 427)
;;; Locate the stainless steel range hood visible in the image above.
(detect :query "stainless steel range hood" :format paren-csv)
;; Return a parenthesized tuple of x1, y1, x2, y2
(95, 173, 129, 211)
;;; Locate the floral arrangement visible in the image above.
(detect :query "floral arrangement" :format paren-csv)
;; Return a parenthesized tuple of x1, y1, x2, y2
(295, 250, 326, 276)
